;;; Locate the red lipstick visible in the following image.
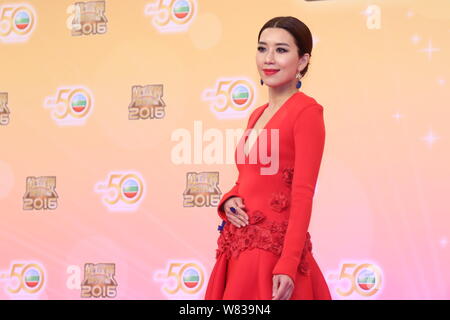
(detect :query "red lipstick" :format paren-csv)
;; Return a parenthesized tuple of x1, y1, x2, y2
(263, 69, 280, 75)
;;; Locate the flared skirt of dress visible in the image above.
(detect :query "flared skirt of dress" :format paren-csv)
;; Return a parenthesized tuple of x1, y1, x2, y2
(204, 247, 332, 300)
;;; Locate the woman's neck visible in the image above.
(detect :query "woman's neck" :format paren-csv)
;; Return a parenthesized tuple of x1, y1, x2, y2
(267, 83, 299, 111)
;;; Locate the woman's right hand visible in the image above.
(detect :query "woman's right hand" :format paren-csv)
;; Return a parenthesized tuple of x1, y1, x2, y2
(223, 196, 249, 228)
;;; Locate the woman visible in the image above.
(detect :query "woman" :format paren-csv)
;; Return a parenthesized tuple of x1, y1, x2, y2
(204, 16, 332, 300)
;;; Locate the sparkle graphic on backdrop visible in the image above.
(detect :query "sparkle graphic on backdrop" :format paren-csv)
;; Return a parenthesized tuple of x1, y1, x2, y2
(392, 112, 404, 120)
(420, 39, 440, 61)
(421, 129, 439, 148)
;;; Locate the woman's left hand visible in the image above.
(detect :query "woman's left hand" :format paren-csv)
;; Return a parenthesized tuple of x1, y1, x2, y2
(272, 274, 294, 300)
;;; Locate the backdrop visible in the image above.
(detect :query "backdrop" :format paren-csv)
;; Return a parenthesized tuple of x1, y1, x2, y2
(0, 0, 448, 300)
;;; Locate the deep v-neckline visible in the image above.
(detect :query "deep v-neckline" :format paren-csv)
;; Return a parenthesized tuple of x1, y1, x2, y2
(243, 91, 300, 157)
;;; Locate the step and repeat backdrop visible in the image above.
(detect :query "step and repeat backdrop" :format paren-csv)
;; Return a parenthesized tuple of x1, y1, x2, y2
(0, 0, 448, 299)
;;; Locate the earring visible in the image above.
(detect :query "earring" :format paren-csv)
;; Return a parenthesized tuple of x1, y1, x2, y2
(260, 79, 264, 85)
(296, 73, 302, 89)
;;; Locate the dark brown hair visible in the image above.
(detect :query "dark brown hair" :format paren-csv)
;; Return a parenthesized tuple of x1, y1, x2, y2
(257, 16, 313, 77)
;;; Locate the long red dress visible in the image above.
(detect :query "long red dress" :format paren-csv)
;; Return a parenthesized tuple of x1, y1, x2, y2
(204, 91, 332, 300)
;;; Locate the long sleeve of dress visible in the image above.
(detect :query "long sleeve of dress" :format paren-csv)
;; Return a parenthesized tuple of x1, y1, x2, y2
(271, 103, 325, 283)
(217, 181, 240, 222)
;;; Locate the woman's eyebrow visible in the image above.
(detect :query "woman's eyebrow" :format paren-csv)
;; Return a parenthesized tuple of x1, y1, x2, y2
(258, 41, 290, 47)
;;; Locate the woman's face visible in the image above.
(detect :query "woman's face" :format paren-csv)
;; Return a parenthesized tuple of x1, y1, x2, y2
(256, 27, 308, 89)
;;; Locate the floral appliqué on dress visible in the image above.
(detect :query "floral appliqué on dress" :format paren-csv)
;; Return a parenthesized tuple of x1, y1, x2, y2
(216, 210, 313, 276)
(269, 191, 290, 212)
(268, 167, 294, 212)
(282, 167, 294, 186)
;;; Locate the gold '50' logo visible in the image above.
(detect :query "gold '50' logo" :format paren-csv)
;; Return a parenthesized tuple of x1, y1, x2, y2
(95, 171, 146, 212)
(144, 0, 197, 32)
(44, 86, 94, 126)
(154, 261, 205, 296)
(328, 262, 383, 298)
(0, 3, 36, 43)
(202, 77, 256, 119)
(0, 262, 45, 295)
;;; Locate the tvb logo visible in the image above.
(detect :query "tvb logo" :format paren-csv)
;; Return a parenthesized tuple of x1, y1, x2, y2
(0, 3, 36, 43)
(44, 86, 94, 126)
(144, 0, 197, 33)
(154, 260, 205, 298)
(327, 262, 383, 298)
(202, 77, 256, 119)
(95, 171, 146, 212)
(0, 262, 46, 297)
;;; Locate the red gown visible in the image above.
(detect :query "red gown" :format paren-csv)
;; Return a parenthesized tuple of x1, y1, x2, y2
(204, 91, 332, 300)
